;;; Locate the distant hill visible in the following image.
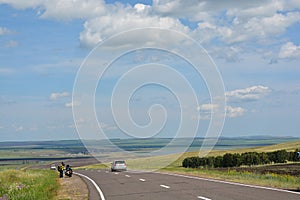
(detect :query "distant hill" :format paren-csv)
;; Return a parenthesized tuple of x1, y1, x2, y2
(254, 140, 300, 152)
(0, 136, 299, 156)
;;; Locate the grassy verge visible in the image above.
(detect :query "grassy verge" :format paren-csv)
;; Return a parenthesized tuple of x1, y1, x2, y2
(0, 169, 58, 200)
(160, 166, 300, 191)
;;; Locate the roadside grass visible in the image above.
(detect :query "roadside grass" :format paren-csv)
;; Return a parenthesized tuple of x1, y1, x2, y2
(0, 169, 58, 200)
(160, 166, 300, 191)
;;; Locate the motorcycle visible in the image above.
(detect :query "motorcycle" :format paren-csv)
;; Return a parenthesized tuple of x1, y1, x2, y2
(65, 166, 73, 177)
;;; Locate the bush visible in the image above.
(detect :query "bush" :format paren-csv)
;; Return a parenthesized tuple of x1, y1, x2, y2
(268, 150, 288, 163)
(182, 148, 297, 169)
(241, 152, 260, 166)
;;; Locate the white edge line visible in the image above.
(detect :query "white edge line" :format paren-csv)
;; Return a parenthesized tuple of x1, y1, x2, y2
(197, 196, 211, 200)
(74, 172, 106, 200)
(155, 171, 300, 195)
(139, 178, 146, 182)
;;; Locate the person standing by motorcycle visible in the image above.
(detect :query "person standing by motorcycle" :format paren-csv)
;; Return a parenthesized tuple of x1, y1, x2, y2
(57, 162, 64, 178)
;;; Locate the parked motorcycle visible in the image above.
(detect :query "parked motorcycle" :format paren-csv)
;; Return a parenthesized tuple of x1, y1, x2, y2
(65, 165, 73, 177)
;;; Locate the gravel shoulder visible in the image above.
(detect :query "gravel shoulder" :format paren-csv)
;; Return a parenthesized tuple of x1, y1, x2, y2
(54, 174, 89, 200)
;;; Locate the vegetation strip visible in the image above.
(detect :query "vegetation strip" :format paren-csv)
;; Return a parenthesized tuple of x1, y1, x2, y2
(156, 171, 300, 195)
(0, 169, 58, 200)
(183, 149, 299, 168)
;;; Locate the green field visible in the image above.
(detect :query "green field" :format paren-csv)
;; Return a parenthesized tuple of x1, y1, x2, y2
(0, 169, 58, 200)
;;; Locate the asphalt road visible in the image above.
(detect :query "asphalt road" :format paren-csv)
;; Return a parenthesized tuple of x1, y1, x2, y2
(76, 169, 300, 200)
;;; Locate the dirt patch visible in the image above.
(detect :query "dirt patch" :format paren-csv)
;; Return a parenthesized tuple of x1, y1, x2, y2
(55, 175, 89, 200)
(218, 163, 300, 176)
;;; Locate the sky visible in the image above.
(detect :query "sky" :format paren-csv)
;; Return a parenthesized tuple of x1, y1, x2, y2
(0, 0, 300, 141)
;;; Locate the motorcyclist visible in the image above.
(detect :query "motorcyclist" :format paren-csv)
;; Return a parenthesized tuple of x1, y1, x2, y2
(65, 164, 73, 177)
(57, 163, 64, 178)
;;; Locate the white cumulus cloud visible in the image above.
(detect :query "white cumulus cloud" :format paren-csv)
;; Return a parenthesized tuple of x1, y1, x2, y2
(0, 27, 13, 35)
(40, 0, 106, 20)
(197, 103, 219, 111)
(79, 4, 189, 48)
(226, 106, 247, 118)
(0, 0, 106, 19)
(0, 0, 41, 9)
(197, 12, 300, 45)
(49, 92, 70, 101)
(226, 85, 271, 102)
(1, 0, 299, 60)
(65, 101, 80, 108)
(198, 103, 246, 119)
(279, 42, 300, 59)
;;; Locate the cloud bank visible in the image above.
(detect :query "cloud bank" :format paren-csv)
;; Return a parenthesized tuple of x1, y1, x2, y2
(1, 0, 299, 61)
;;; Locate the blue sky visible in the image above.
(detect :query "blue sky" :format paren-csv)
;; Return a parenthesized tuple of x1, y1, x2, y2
(0, 0, 300, 141)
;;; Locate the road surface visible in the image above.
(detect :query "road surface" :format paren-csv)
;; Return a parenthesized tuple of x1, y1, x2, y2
(76, 169, 300, 200)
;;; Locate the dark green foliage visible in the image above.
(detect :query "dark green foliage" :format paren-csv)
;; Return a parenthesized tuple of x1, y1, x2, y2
(288, 149, 299, 161)
(182, 149, 298, 168)
(259, 152, 270, 165)
(223, 153, 235, 167)
(214, 156, 223, 168)
(241, 152, 260, 166)
(267, 150, 288, 163)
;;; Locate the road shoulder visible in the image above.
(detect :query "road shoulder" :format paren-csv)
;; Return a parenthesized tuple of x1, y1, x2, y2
(54, 174, 89, 200)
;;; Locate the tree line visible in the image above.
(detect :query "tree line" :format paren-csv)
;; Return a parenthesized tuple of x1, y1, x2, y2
(182, 149, 300, 168)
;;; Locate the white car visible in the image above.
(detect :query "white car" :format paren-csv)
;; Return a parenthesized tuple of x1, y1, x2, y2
(111, 160, 127, 172)
(50, 164, 56, 170)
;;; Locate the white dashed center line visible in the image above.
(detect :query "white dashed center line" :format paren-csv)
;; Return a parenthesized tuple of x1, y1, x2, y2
(125, 175, 131, 177)
(160, 184, 170, 189)
(139, 178, 146, 182)
(114, 172, 119, 175)
(197, 196, 212, 200)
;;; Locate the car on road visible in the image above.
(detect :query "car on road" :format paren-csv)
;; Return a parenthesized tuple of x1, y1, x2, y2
(50, 164, 56, 170)
(111, 160, 127, 172)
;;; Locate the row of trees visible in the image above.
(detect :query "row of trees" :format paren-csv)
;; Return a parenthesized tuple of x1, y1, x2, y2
(182, 149, 300, 168)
